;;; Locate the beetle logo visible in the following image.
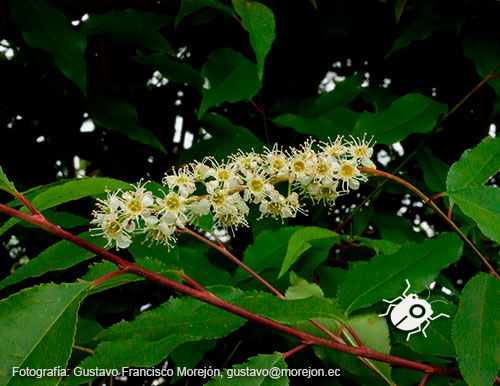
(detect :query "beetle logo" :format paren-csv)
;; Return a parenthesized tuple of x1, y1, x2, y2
(379, 279, 450, 341)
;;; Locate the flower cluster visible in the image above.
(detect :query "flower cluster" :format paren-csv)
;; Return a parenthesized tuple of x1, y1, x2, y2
(91, 135, 375, 249)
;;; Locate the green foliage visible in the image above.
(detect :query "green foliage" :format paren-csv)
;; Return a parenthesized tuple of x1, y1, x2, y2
(232, 0, 276, 81)
(452, 273, 500, 386)
(205, 353, 288, 385)
(353, 93, 447, 145)
(10, 0, 87, 93)
(0, 165, 16, 195)
(0, 282, 90, 386)
(279, 226, 339, 278)
(446, 136, 500, 191)
(199, 48, 261, 118)
(83, 9, 174, 55)
(338, 233, 463, 313)
(87, 91, 166, 152)
(446, 187, 500, 243)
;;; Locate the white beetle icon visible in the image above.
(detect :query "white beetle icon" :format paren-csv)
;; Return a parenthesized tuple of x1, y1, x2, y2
(379, 279, 450, 341)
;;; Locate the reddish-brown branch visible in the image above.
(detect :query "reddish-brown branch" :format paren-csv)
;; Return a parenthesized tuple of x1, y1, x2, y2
(1, 202, 500, 384)
(419, 373, 430, 386)
(282, 343, 308, 359)
(344, 324, 364, 347)
(14, 190, 42, 216)
(92, 269, 128, 287)
(360, 168, 500, 280)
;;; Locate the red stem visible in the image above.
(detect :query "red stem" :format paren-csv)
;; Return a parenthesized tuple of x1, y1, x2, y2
(92, 269, 127, 287)
(282, 343, 308, 359)
(1, 202, 500, 384)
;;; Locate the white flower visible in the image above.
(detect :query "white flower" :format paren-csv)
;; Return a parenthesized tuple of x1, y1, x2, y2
(120, 181, 155, 223)
(206, 158, 241, 190)
(319, 135, 348, 158)
(157, 192, 188, 229)
(187, 197, 211, 219)
(349, 134, 375, 167)
(261, 144, 289, 178)
(163, 167, 196, 197)
(91, 211, 133, 249)
(143, 215, 177, 248)
(335, 159, 366, 191)
(259, 191, 303, 221)
(242, 171, 273, 203)
(229, 150, 262, 173)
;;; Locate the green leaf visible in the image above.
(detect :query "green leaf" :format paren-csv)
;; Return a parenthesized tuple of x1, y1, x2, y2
(198, 48, 261, 118)
(446, 136, 500, 191)
(285, 272, 324, 300)
(446, 186, 500, 243)
(11, 0, 86, 93)
(393, 296, 456, 357)
(299, 73, 364, 117)
(87, 91, 165, 152)
(171, 340, 216, 382)
(133, 51, 204, 90)
(317, 266, 346, 298)
(175, 0, 235, 28)
(0, 165, 16, 194)
(462, 30, 500, 100)
(272, 107, 360, 141)
(338, 233, 463, 313)
(0, 177, 130, 236)
(345, 235, 401, 255)
(394, 0, 406, 23)
(205, 353, 288, 386)
(232, 0, 276, 81)
(279, 227, 339, 278)
(452, 273, 500, 386)
(233, 226, 303, 283)
(83, 9, 174, 55)
(353, 93, 447, 145)
(386, 10, 461, 58)
(179, 114, 264, 164)
(64, 287, 247, 385)
(0, 282, 91, 386)
(233, 290, 345, 324)
(0, 232, 108, 291)
(310, 312, 393, 382)
(129, 243, 232, 286)
(417, 146, 449, 192)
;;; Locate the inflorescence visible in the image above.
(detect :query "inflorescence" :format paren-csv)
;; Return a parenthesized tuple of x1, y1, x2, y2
(91, 135, 375, 249)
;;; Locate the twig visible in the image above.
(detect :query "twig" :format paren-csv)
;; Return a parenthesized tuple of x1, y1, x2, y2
(72, 345, 96, 355)
(92, 269, 128, 287)
(419, 373, 430, 386)
(360, 168, 500, 280)
(282, 343, 308, 359)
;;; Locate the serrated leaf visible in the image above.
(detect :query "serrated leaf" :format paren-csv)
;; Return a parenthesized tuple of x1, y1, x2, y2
(353, 93, 447, 145)
(232, 0, 275, 81)
(299, 73, 364, 117)
(446, 136, 500, 191)
(133, 51, 204, 90)
(0, 177, 130, 236)
(171, 340, 216, 382)
(285, 272, 324, 300)
(175, 0, 235, 28)
(205, 353, 288, 386)
(338, 233, 463, 313)
(198, 48, 261, 118)
(88, 91, 165, 152)
(234, 290, 345, 323)
(233, 226, 303, 284)
(272, 107, 360, 141)
(308, 312, 393, 383)
(0, 165, 16, 194)
(393, 296, 456, 357)
(0, 282, 91, 386)
(446, 186, 500, 243)
(417, 146, 449, 192)
(0, 232, 108, 291)
(11, 0, 86, 93)
(452, 273, 500, 386)
(279, 227, 339, 278)
(345, 235, 401, 255)
(83, 9, 174, 55)
(64, 287, 247, 385)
